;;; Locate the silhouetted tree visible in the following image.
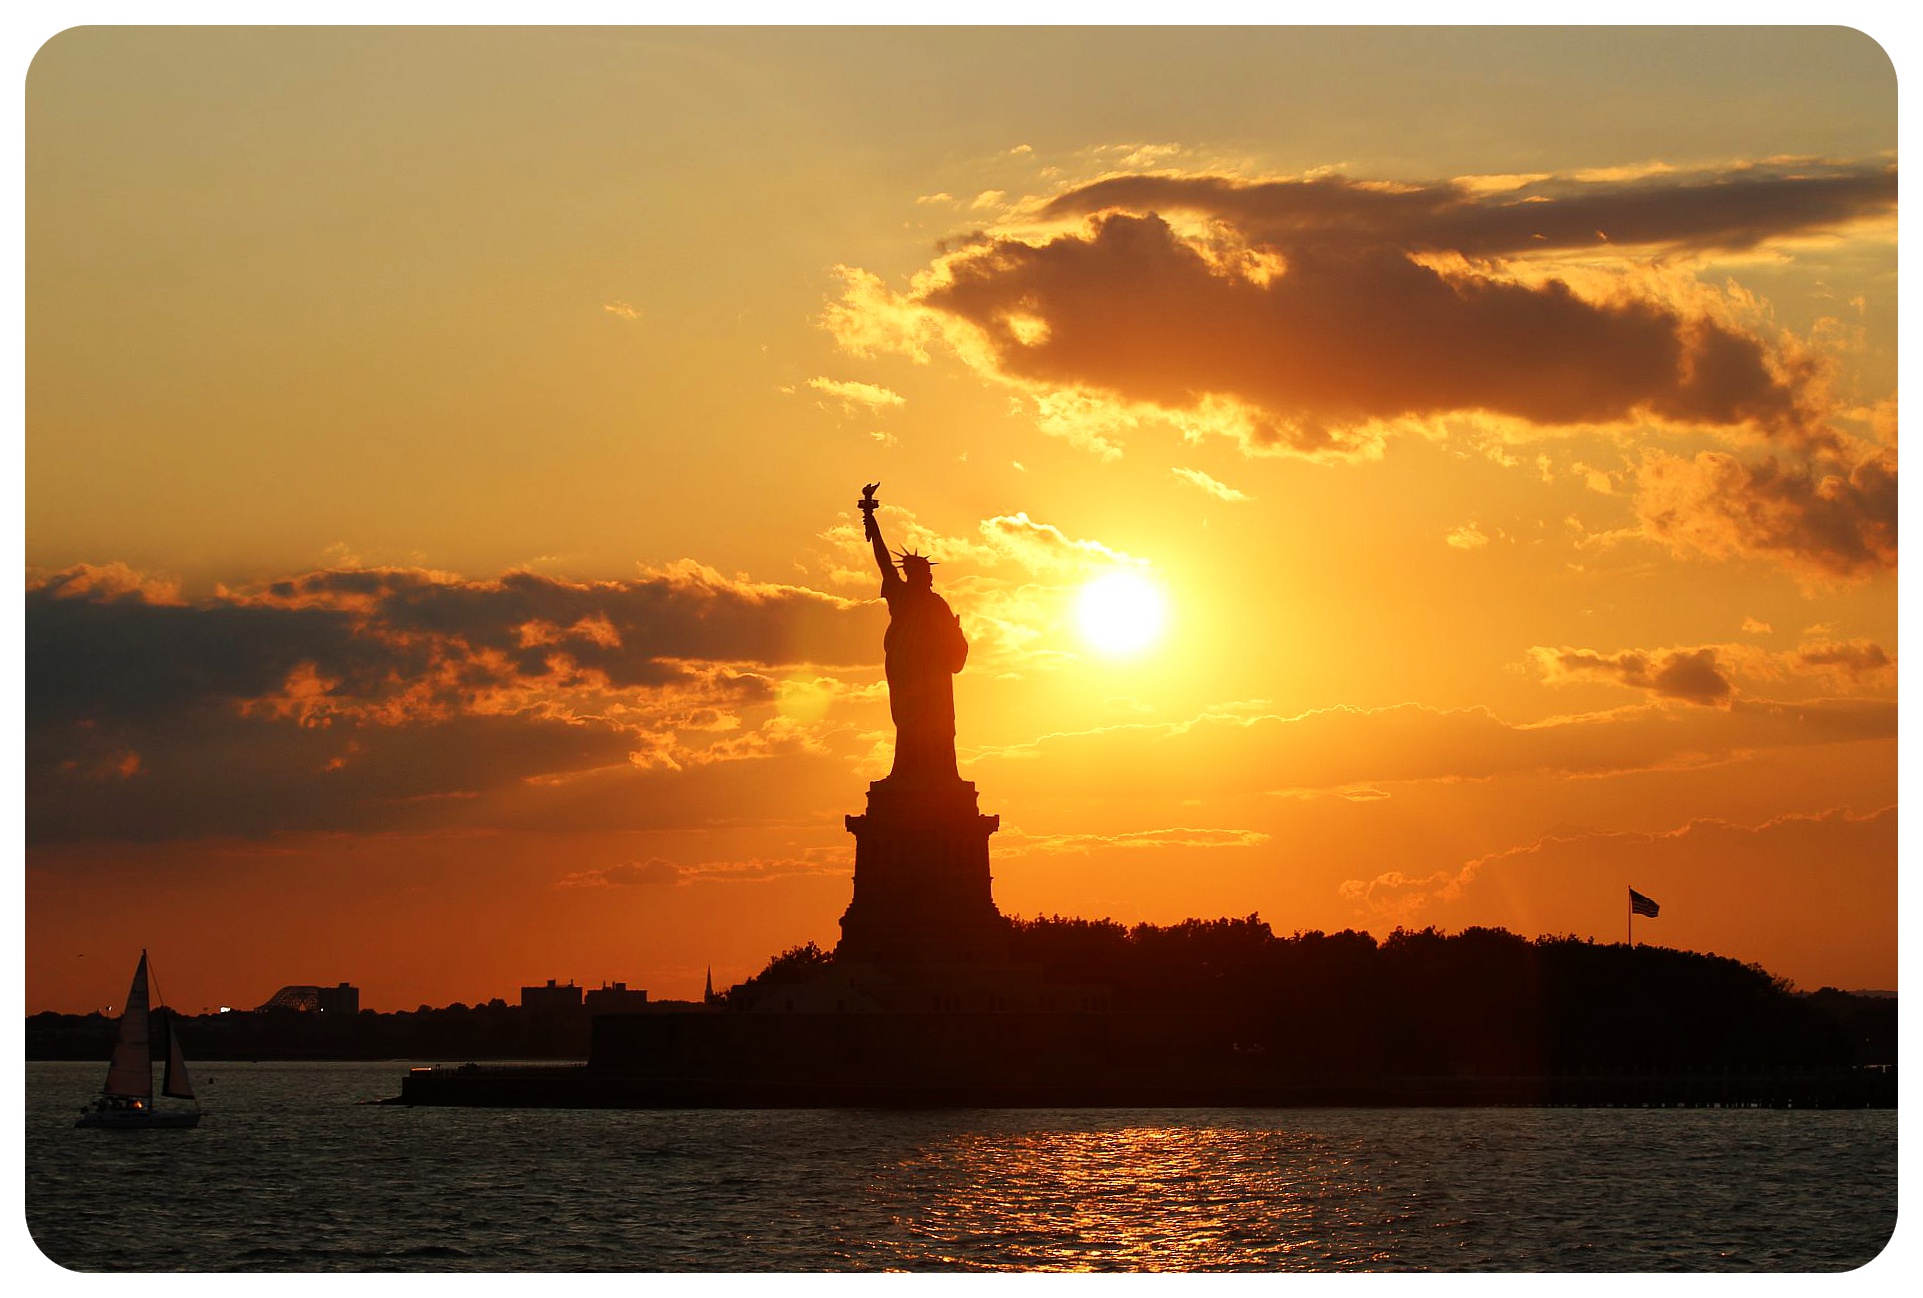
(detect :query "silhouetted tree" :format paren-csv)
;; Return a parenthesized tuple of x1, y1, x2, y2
(993, 916, 1865, 1076)
(725, 941, 834, 1008)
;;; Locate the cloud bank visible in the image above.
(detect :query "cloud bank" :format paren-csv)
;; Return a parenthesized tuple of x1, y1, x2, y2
(830, 159, 1895, 580)
(26, 562, 884, 842)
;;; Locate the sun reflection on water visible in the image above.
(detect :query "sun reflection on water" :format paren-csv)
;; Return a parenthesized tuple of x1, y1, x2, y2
(870, 1124, 1417, 1271)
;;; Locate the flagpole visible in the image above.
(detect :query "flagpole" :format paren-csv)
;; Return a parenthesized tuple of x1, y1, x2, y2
(1627, 888, 1660, 946)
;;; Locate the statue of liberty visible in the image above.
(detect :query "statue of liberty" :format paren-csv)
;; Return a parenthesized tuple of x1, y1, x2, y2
(837, 483, 1002, 967)
(860, 483, 967, 785)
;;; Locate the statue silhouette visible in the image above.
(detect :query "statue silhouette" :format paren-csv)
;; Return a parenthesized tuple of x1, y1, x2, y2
(861, 484, 968, 784)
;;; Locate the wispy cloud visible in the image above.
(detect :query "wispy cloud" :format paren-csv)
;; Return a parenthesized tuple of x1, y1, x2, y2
(1001, 826, 1270, 856)
(1169, 467, 1249, 501)
(557, 857, 681, 888)
(804, 377, 905, 410)
(971, 696, 1895, 801)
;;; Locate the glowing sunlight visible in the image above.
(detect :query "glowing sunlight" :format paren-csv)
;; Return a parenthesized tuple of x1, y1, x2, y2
(1075, 571, 1169, 657)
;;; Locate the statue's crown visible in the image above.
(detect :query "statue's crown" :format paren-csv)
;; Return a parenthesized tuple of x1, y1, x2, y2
(894, 548, 937, 569)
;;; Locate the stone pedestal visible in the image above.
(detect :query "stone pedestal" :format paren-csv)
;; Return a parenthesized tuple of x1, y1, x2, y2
(837, 775, 1007, 966)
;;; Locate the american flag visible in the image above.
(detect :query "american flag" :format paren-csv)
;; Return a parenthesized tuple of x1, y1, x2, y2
(1629, 888, 1660, 918)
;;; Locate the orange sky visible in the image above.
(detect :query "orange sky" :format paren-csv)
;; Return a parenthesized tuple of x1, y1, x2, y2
(20, 26, 1899, 1013)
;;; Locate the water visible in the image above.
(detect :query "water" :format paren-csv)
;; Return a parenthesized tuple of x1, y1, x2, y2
(24, 1061, 1896, 1271)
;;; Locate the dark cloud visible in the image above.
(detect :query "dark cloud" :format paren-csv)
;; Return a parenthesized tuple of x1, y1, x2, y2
(25, 563, 883, 843)
(875, 162, 1895, 452)
(921, 212, 1802, 448)
(27, 562, 879, 727)
(27, 591, 411, 729)
(29, 561, 183, 605)
(1533, 646, 1734, 706)
(1795, 639, 1894, 681)
(28, 709, 640, 842)
(250, 563, 881, 685)
(1636, 447, 1897, 579)
(1040, 164, 1895, 257)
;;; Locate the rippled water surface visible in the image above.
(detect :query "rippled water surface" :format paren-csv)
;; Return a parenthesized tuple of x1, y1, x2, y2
(25, 1061, 1895, 1271)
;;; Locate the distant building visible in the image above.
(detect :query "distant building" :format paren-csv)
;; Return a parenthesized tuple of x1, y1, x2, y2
(318, 982, 360, 1015)
(520, 978, 583, 1015)
(258, 982, 360, 1014)
(583, 981, 649, 1014)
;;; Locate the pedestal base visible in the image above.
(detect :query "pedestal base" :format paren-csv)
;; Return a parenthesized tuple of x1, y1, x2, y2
(837, 776, 1006, 966)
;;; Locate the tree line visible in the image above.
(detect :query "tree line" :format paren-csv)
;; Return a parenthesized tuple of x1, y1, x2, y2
(737, 916, 1894, 1075)
(32, 918, 1893, 1075)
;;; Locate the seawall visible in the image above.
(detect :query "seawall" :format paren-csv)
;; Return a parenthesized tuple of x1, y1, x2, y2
(392, 1008, 1895, 1109)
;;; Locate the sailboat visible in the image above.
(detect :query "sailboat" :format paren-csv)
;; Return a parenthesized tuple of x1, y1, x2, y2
(76, 950, 200, 1129)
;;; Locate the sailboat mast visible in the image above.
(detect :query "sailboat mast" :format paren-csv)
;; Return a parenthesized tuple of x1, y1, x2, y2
(101, 949, 153, 1100)
(147, 952, 197, 1102)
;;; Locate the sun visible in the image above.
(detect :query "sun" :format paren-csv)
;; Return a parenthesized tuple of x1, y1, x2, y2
(1075, 570, 1169, 657)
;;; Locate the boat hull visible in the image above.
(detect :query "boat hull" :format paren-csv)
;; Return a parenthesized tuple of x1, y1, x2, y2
(75, 1107, 200, 1130)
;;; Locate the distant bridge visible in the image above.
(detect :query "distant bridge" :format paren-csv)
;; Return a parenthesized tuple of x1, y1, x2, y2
(256, 982, 359, 1014)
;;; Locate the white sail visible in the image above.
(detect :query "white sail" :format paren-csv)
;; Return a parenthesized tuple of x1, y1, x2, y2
(102, 950, 153, 1100)
(161, 1016, 196, 1101)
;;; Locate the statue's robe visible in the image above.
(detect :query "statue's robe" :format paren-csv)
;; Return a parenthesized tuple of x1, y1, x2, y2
(879, 569, 968, 784)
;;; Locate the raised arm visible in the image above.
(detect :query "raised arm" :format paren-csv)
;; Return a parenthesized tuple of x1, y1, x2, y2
(867, 513, 894, 578)
(861, 483, 897, 585)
